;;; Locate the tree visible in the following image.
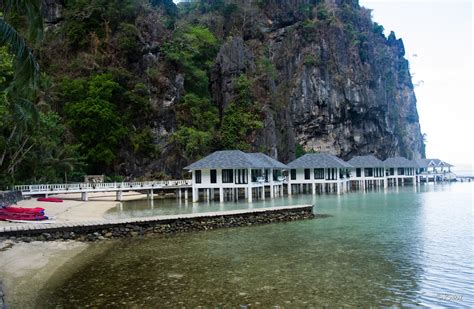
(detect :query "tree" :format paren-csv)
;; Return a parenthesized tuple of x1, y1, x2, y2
(62, 74, 128, 173)
(220, 75, 263, 150)
(0, 0, 43, 88)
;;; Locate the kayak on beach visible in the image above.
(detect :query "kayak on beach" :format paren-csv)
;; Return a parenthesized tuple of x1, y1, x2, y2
(3, 206, 45, 214)
(0, 206, 48, 221)
(37, 197, 63, 203)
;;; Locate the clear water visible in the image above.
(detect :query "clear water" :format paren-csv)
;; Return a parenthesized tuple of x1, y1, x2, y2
(36, 183, 473, 307)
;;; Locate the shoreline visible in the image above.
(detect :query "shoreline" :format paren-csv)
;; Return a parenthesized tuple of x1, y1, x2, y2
(0, 240, 90, 307)
(0, 191, 149, 228)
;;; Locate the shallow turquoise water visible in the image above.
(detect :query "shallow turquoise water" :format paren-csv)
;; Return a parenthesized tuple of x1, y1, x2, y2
(38, 183, 473, 307)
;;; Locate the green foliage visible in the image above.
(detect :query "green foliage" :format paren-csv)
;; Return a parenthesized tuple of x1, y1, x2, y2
(116, 23, 140, 60)
(258, 57, 277, 80)
(171, 93, 219, 160)
(316, 6, 329, 21)
(130, 126, 159, 156)
(220, 103, 263, 151)
(62, 74, 128, 171)
(177, 93, 219, 131)
(63, 0, 139, 49)
(0, 2, 42, 88)
(304, 54, 318, 66)
(373, 22, 384, 36)
(295, 143, 306, 158)
(171, 126, 214, 160)
(220, 75, 263, 151)
(163, 25, 219, 97)
(164, 25, 221, 161)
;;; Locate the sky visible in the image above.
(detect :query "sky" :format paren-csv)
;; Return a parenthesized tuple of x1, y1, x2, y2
(359, 0, 473, 168)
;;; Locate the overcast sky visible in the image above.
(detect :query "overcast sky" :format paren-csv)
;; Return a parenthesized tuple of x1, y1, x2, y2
(358, 0, 473, 167)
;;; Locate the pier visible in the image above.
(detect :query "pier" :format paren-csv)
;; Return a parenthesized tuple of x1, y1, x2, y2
(10, 152, 458, 204)
(0, 205, 315, 239)
(14, 180, 192, 201)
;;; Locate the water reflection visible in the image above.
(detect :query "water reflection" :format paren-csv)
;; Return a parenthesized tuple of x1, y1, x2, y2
(34, 183, 473, 307)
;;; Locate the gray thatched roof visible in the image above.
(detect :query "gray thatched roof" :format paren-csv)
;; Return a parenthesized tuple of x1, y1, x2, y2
(383, 157, 418, 168)
(415, 158, 453, 168)
(184, 150, 287, 170)
(250, 153, 288, 169)
(287, 153, 352, 169)
(347, 155, 384, 168)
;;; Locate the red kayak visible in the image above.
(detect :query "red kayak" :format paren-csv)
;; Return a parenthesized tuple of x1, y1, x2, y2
(37, 197, 63, 203)
(0, 209, 48, 221)
(4, 206, 45, 214)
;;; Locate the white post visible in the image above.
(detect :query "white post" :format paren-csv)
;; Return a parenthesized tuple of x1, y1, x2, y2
(81, 192, 88, 201)
(248, 168, 252, 202)
(116, 191, 123, 201)
(312, 183, 316, 195)
(219, 187, 224, 202)
(262, 186, 265, 200)
(184, 188, 188, 200)
(269, 169, 274, 198)
(192, 188, 199, 203)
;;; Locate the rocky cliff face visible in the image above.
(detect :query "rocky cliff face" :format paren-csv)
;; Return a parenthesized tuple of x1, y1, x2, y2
(40, 0, 425, 178)
(206, 0, 425, 163)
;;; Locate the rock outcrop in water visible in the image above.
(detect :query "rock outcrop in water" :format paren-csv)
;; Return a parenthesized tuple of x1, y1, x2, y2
(37, 0, 425, 178)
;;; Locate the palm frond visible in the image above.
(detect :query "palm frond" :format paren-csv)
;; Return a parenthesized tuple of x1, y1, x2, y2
(0, 18, 39, 88)
(8, 96, 39, 128)
(3, 0, 44, 42)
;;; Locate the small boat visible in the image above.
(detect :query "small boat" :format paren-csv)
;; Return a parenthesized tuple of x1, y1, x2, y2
(0, 207, 48, 221)
(37, 197, 63, 203)
(4, 206, 45, 214)
(0, 213, 49, 221)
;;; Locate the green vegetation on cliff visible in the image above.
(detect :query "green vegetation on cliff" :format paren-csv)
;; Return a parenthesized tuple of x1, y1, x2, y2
(0, 0, 425, 186)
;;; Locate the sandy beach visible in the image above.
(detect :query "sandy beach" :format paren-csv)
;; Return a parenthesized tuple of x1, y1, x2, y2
(0, 192, 151, 306)
(0, 240, 90, 307)
(0, 191, 149, 227)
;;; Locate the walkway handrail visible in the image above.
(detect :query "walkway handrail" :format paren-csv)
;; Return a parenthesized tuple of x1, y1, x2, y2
(14, 180, 192, 193)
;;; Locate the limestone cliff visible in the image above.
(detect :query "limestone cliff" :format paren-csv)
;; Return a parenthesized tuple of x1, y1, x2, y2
(39, 0, 425, 178)
(206, 0, 425, 163)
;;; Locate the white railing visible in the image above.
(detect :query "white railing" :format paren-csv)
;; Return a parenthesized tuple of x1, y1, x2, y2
(14, 180, 192, 194)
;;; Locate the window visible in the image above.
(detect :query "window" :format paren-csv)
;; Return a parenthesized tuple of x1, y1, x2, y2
(327, 168, 336, 180)
(290, 169, 296, 180)
(398, 168, 405, 175)
(222, 169, 233, 183)
(389, 168, 394, 176)
(195, 170, 201, 184)
(365, 168, 373, 177)
(314, 168, 324, 179)
(304, 169, 311, 180)
(210, 169, 216, 183)
(273, 169, 281, 181)
(356, 168, 361, 177)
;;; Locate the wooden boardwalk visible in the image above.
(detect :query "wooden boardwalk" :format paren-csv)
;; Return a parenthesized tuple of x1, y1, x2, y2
(0, 204, 314, 236)
(14, 180, 192, 201)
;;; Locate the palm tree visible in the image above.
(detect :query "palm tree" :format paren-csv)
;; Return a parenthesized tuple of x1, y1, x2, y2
(0, 0, 43, 88)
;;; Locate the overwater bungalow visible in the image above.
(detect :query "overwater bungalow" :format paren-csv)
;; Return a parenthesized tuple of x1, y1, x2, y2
(347, 155, 386, 190)
(184, 150, 287, 202)
(415, 158, 454, 182)
(287, 153, 352, 195)
(383, 157, 417, 186)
